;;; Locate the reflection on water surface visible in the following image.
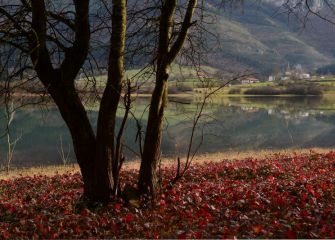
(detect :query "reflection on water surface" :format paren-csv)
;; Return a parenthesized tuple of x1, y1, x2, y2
(1, 96, 335, 168)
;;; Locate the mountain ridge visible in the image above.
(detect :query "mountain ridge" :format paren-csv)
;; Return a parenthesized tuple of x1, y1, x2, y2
(202, 1, 335, 75)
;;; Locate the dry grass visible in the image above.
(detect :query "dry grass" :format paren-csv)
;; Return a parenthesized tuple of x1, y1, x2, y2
(0, 148, 333, 180)
(0, 164, 80, 180)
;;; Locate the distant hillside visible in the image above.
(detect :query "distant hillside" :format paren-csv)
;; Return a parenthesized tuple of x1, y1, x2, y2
(316, 64, 335, 75)
(4, 1, 329, 79)
(203, 1, 335, 75)
(86, 1, 335, 77)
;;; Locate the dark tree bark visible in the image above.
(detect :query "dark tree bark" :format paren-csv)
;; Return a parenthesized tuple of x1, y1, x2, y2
(30, 0, 128, 202)
(138, 0, 198, 197)
(2, 0, 197, 202)
(94, 0, 127, 201)
(29, 0, 97, 198)
(4, 0, 127, 201)
(30, 0, 128, 201)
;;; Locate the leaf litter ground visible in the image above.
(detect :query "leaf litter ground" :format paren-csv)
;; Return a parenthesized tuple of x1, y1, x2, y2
(0, 151, 334, 238)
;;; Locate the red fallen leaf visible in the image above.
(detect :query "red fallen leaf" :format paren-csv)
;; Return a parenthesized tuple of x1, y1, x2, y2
(124, 213, 133, 223)
(51, 232, 58, 239)
(19, 219, 26, 225)
(100, 216, 109, 226)
(320, 182, 329, 191)
(252, 225, 263, 234)
(81, 208, 90, 217)
(169, 188, 177, 196)
(321, 226, 327, 233)
(301, 192, 308, 202)
(74, 226, 81, 234)
(276, 196, 285, 206)
(305, 184, 315, 196)
(323, 208, 332, 216)
(300, 210, 309, 217)
(272, 220, 281, 228)
(193, 231, 202, 239)
(114, 203, 121, 211)
(37, 223, 43, 232)
(2, 231, 11, 238)
(63, 209, 71, 215)
(37, 223, 50, 234)
(274, 163, 283, 172)
(159, 199, 166, 206)
(3, 203, 15, 214)
(110, 219, 119, 231)
(198, 219, 207, 228)
(294, 223, 302, 230)
(285, 230, 297, 239)
(178, 232, 188, 239)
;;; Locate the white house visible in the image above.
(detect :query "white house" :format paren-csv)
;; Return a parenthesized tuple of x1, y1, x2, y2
(300, 73, 311, 79)
(281, 76, 290, 81)
(241, 77, 260, 84)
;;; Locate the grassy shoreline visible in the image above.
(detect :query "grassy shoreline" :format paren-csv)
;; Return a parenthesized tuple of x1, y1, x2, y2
(1, 148, 333, 180)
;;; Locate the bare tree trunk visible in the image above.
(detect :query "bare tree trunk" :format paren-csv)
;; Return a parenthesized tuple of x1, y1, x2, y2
(2, 0, 128, 202)
(5, 104, 15, 173)
(95, 0, 127, 200)
(138, 0, 198, 197)
(48, 82, 96, 198)
(29, 0, 101, 200)
(23, 0, 129, 202)
(138, 71, 168, 196)
(138, 0, 176, 197)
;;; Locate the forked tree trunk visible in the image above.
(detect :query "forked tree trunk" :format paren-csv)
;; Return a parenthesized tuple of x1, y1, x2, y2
(138, 0, 176, 197)
(7, 0, 128, 202)
(138, 0, 198, 197)
(94, 0, 127, 200)
(29, 0, 112, 201)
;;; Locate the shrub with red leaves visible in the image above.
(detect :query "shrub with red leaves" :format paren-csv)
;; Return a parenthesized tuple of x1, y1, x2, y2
(0, 152, 334, 238)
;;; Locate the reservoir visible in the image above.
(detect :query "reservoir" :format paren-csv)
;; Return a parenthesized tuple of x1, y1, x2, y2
(1, 95, 335, 168)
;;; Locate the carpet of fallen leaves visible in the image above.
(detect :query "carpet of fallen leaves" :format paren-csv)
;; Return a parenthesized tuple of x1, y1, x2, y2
(0, 151, 335, 239)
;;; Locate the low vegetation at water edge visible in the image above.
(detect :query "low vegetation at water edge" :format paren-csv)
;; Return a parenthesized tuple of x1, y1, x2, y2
(0, 152, 334, 239)
(243, 84, 323, 96)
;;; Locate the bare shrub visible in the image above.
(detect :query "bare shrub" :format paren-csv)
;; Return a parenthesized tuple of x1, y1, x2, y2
(228, 88, 241, 94)
(244, 87, 282, 95)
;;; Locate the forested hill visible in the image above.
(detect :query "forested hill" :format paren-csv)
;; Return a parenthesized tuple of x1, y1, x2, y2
(203, 1, 335, 74)
(4, 1, 329, 76)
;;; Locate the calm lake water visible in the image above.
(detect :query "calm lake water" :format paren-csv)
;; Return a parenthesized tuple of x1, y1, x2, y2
(1, 96, 335, 168)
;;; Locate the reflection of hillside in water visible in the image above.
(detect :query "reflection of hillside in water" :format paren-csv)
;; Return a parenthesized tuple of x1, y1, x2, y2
(166, 97, 335, 155)
(1, 96, 335, 168)
(226, 96, 330, 118)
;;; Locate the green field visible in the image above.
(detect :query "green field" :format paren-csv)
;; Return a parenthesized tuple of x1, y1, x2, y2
(75, 70, 335, 101)
(74, 65, 223, 98)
